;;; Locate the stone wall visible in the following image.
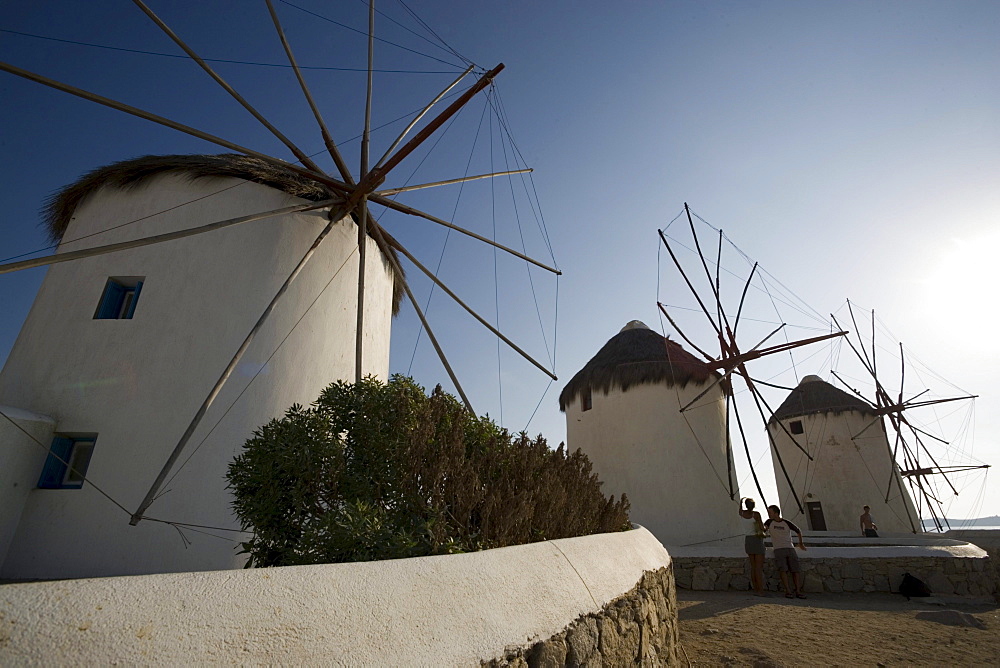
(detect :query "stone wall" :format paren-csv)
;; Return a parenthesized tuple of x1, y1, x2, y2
(673, 555, 995, 597)
(486, 567, 679, 667)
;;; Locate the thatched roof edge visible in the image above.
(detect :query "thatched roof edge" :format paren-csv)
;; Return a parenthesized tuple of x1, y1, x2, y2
(767, 378, 876, 425)
(41, 153, 404, 313)
(558, 328, 719, 411)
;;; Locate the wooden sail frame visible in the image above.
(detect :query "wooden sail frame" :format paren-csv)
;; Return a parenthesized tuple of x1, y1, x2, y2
(657, 203, 848, 513)
(831, 304, 985, 532)
(0, 1, 560, 528)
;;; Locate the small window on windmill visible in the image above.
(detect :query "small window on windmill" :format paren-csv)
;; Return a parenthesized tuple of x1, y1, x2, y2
(581, 388, 593, 412)
(94, 277, 144, 320)
(789, 420, 804, 435)
(38, 435, 98, 489)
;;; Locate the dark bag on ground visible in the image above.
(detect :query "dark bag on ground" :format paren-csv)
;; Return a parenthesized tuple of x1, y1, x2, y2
(899, 572, 931, 600)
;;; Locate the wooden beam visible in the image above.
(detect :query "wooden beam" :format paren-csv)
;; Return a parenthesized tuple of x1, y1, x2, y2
(131, 0, 322, 173)
(374, 168, 532, 196)
(392, 241, 556, 380)
(264, 0, 354, 183)
(130, 203, 352, 525)
(369, 194, 560, 274)
(372, 64, 504, 180)
(0, 61, 357, 198)
(374, 65, 474, 170)
(0, 199, 339, 275)
(364, 224, 475, 413)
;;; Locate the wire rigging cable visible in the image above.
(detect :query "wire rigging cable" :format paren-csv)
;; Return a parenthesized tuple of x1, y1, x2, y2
(0, 28, 463, 74)
(277, 0, 469, 70)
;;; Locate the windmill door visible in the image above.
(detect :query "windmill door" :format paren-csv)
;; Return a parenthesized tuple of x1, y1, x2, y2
(806, 501, 827, 531)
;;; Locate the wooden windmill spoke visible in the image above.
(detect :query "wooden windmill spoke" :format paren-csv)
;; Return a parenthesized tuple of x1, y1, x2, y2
(846, 302, 875, 375)
(704, 330, 846, 371)
(0, 199, 340, 275)
(684, 203, 732, 336)
(885, 420, 904, 504)
(724, 392, 735, 499)
(657, 229, 724, 339)
(744, 376, 794, 391)
(391, 241, 557, 380)
(904, 425, 960, 496)
(374, 168, 532, 196)
(355, 0, 377, 383)
(730, 395, 767, 505)
(131, 200, 355, 525)
(732, 262, 758, 338)
(131, 0, 322, 173)
(677, 365, 738, 413)
(370, 195, 560, 274)
(714, 229, 724, 335)
(371, 64, 504, 183)
(0, 61, 360, 197)
(735, 364, 814, 462)
(264, 0, 354, 182)
(364, 222, 474, 413)
(374, 65, 475, 170)
(831, 314, 876, 378)
(739, 365, 809, 510)
(901, 464, 991, 477)
(656, 303, 716, 362)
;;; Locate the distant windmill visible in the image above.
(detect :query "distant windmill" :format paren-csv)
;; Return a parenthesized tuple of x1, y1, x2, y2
(656, 204, 847, 515)
(830, 302, 987, 532)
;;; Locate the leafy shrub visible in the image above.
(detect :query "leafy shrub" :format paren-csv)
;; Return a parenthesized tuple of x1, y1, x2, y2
(227, 375, 630, 567)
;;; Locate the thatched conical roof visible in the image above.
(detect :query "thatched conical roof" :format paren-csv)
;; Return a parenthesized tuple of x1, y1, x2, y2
(558, 321, 718, 411)
(42, 153, 404, 313)
(768, 375, 875, 425)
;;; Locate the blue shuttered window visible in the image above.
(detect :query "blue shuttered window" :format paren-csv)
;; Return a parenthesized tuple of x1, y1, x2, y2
(38, 437, 74, 488)
(38, 436, 97, 489)
(95, 277, 144, 319)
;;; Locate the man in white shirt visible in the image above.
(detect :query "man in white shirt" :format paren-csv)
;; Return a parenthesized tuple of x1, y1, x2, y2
(765, 505, 807, 599)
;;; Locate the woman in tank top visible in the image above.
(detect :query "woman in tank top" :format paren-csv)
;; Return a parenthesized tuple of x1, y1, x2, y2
(740, 498, 767, 596)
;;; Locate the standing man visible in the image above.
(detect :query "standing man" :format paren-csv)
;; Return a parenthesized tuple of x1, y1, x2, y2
(860, 505, 879, 537)
(765, 505, 807, 599)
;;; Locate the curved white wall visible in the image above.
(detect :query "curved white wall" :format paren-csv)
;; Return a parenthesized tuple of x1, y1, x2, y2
(0, 174, 394, 579)
(0, 406, 54, 568)
(566, 381, 742, 547)
(0, 527, 671, 666)
(768, 410, 919, 533)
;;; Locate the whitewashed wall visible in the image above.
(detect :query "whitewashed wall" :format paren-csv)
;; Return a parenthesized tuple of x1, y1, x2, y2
(0, 527, 672, 666)
(566, 381, 742, 547)
(0, 174, 394, 579)
(0, 406, 54, 568)
(769, 409, 919, 533)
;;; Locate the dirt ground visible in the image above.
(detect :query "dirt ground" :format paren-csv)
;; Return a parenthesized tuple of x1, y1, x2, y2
(677, 589, 1000, 667)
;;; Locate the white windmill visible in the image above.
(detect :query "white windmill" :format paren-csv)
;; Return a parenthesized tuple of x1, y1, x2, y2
(0, 1, 558, 580)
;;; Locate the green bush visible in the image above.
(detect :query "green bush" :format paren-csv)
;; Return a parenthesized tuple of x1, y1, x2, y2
(226, 375, 630, 567)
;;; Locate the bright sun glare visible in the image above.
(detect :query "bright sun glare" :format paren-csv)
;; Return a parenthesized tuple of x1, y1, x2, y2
(921, 232, 1000, 346)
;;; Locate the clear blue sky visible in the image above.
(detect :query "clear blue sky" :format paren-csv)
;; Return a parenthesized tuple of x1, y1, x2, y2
(2, 1, 997, 521)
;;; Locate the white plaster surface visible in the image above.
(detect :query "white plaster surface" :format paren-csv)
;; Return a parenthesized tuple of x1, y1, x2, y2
(0, 527, 671, 666)
(668, 533, 988, 559)
(0, 174, 394, 580)
(0, 407, 55, 568)
(566, 381, 742, 547)
(769, 406, 919, 534)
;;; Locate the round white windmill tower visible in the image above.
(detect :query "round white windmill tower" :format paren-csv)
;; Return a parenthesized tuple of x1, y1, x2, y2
(767, 375, 919, 534)
(560, 321, 741, 547)
(0, 154, 398, 579)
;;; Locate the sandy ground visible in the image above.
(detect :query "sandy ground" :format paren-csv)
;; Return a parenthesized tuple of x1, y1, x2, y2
(677, 589, 999, 667)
